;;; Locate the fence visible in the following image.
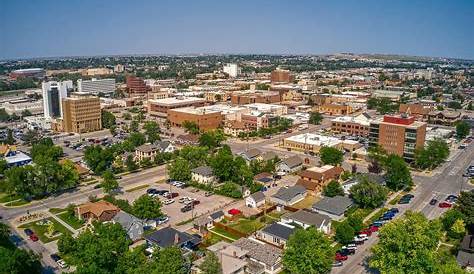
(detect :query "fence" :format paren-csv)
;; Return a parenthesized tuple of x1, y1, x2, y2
(213, 222, 249, 238)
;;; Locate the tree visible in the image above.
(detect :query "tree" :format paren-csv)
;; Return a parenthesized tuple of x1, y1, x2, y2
(319, 146, 343, 166)
(101, 170, 119, 194)
(347, 213, 364, 233)
(322, 180, 344, 197)
(283, 227, 334, 274)
(132, 194, 163, 219)
(414, 138, 450, 170)
(384, 154, 413, 191)
(450, 219, 466, 239)
(128, 132, 146, 147)
(84, 145, 115, 174)
(367, 160, 382, 174)
(30, 138, 63, 162)
(216, 182, 242, 198)
(168, 157, 191, 181)
(199, 252, 222, 274)
(101, 110, 116, 129)
(21, 109, 32, 117)
(448, 101, 462, 109)
(0, 159, 8, 175)
(21, 130, 40, 145)
(143, 121, 160, 143)
(182, 120, 200, 134)
(456, 121, 470, 139)
(129, 119, 139, 132)
(125, 154, 139, 172)
(455, 191, 474, 233)
(370, 212, 442, 273)
(349, 180, 388, 208)
(309, 112, 323, 125)
(335, 221, 355, 244)
(3, 129, 15, 145)
(199, 129, 226, 150)
(149, 246, 187, 274)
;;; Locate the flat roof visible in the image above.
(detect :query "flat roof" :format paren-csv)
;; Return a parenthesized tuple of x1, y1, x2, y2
(149, 96, 205, 106)
(284, 133, 341, 147)
(170, 106, 221, 115)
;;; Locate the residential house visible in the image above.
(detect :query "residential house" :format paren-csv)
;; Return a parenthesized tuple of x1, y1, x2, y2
(191, 166, 217, 185)
(76, 201, 120, 222)
(233, 237, 283, 274)
(240, 148, 262, 162)
(277, 156, 303, 174)
(145, 226, 201, 250)
(281, 209, 332, 234)
(342, 173, 385, 194)
(192, 241, 248, 274)
(176, 134, 199, 145)
(155, 140, 176, 153)
(312, 196, 354, 221)
(134, 143, 159, 162)
(253, 172, 274, 184)
(270, 185, 307, 206)
(111, 211, 144, 242)
(427, 110, 461, 126)
(193, 210, 225, 234)
(296, 165, 344, 193)
(259, 151, 279, 162)
(246, 191, 266, 208)
(256, 222, 295, 248)
(457, 234, 474, 272)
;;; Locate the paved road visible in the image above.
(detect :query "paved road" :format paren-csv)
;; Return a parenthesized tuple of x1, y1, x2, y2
(331, 143, 474, 274)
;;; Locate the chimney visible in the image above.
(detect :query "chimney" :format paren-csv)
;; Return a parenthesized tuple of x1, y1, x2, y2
(174, 233, 180, 244)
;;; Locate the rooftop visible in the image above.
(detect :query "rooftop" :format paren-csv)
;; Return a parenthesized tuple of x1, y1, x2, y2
(312, 196, 354, 216)
(233, 238, 282, 266)
(284, 133, 341, 147)
(149, 96, 205, 106)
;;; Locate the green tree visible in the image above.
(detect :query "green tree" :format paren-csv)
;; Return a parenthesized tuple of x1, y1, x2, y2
(128, 132, 146, 147)
(370, 211, 442, 273)
(149, 246, 187, 274)
(0, 247, 42, 274)
(129, 119, 139, 132)
(199, 252, 222, 274)
(182, 120, 200, 134)
(347, 213, 364, 233)
(319, 146, 343, 166)
(101, 170, 119, 194)
(450, 219, 466, 238)
(283, 227, 334, 274)
(216, 182, 242, 198)
(349, 179, 388, 208)
(414, 138, 450, 169)
(199, 129, 226, 150)
(21, 109, 32, 117)
(168, 157, 191, 181)
(335, 221, 355, 244)
(309, 112, 323, 125)
(30, 138, 63, 162)
(384, 154, 413, 191)
(322, 180, 344, 197)
(84, 145, 115, 174)
(101, 110, 116, 129)
(132, 194, 163, 219)
(456, 121, 470, 139)
(125, 154, 139, 172)
(455, 191, 474, 233)
(143, 121, 161, 143)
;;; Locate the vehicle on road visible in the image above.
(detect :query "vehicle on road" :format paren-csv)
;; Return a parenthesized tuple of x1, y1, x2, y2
(163, 199, 175, 205)
(181, 204, 193, 212)
(164, 192, 179, 199)
(23, 228, 34, 236)
(335, 253, 348, 261)
(156, 216, 169, 225)
(29, 234, 38, 242)
(398, 198, 411, 204)
(429, 199, 438, 205)
(332, 261, 343, 267)
(354, 234, 369, 241)
(369, 225, 379, 232)
(338, 248, 355, 256)
(388, 208, 399, 213)
(359, 229, 372, 236)
(342, 244, 357, 251)
(438, 202, 452, 208)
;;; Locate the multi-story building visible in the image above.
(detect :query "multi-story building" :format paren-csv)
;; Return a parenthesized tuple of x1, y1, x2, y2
(399, 103, 434, 121)
(243, 103, 288, 116)
(282, 133, 362, 154)
(331, 113, 371, 136)
(114, 64, 125, 73)
(271, 69, 295, 83)
(126, 76, 151, 98)
(314, 103, 354, 116)
(223, 63, 241, 78)
(2, 98, 44, 115)
(77, 78, 116, 95)
(82, 68, 113, 76)
(231, 90, 281, 105)
(167, 107, 223, 131)
(57, 95, 102, 133)
(10, 68, 46, 79)
(148, 97, 206, 117)
(369, 115, 427, 162)
(42, 80, 73, 119)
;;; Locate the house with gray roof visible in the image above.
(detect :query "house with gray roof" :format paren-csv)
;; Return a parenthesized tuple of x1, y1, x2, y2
(111, 211, 144, 242)
(239, 148, 262, 162)
(456, 234, 474, 272)
(270, 185, 307, 206)
(277, 155, 303, 174)
(155, 140, 176, 153)
(233, 237, 283, 274)
(245, 191, 266, 208)
(193, 210, 225, 233)
(259, 151, 279, 162)
(191, 165, 217, 185)
(312, 195, 354, 220)
(281, 209, 332, 234)
(256, 222, 295, 248)
(145, 226, 201, 250)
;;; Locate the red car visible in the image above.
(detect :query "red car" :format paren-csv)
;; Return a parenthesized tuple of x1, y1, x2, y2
(359, 229, 372, 236)
(439, 202, 452, 208)
(369, 225, 379, 232)
(228, 208, 242, 215)
(30, 234, 39, 242)
(335, 253, 348, 261)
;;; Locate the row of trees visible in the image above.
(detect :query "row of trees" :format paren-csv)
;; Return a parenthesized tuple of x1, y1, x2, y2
(103, 194, 163, 220)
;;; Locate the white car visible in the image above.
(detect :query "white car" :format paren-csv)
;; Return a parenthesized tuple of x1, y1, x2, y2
(354, 234, 369, 242)
(342, 244, 357, 251)
(57, 259, 68, 269)
(163, 199, 175, 205)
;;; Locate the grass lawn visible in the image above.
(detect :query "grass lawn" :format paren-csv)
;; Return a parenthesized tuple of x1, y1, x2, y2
(125, 184, 150, 193)
(0, 193, 22, 203)
(228, 218, 265, 234)
(49, 208, 66, 214)
(292, 195, 319, 209)
(201, 233, 230, 247)
(4, 199, 30, 207)
(19, 218, 72, 243)
(57, 212, 84, 229)
(210, 227, 240, 241)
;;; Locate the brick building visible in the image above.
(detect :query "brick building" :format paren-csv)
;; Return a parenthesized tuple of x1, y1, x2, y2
(331, 113, 371, 136)
(271, 69, 295, 83)
(126, 76, 151, 98)
(231, 90, 281, 105)
(148, 97, 206, 117)
(167, 107, 223, 131)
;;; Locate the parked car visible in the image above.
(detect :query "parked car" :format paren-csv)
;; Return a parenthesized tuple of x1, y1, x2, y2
(332, 261, 343, 267)
(164, 192, 179, 199)
(50, 253, 61, 262)
(342, 244, 357, 251)
(446, 195, 458, 203)
(398, 198, 411, 204)
(156, 216, 169, 225)
(438, 202, 452, 208)
(429, 199, 438, 206)
(24, 228, 34, 236)
(163, 199, 175, 205)
(355, 234, 369, 241)
(181, 204, 193, 212)
(388, 208, 399, 213)
(338, 248, 355, 256)
(369, 225, 380, 232)
(30, 234, 38, 242)
(57, 259, 68, 269)
(335, 253, 348, 261)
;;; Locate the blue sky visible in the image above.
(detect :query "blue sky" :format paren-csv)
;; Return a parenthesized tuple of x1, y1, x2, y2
(1, 0, 473, 60)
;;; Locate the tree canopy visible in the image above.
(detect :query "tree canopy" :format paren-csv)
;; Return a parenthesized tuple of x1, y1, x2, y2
(309, 112, 323, 125)
(414, 138, 450, 170)
(101, 110, 116, 129)
(384, 154, 413, 191)
(456, 121, 470, 139)
(132, 194, 163, 219)
(349, 179, 388, 208)
(322, 180, 344, 197)
(319, 146, 343, 166)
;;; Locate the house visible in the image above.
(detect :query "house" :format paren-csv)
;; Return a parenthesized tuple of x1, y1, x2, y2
(0, 145, 32, 167)
(59, 159, 90, 178)
(155, 140, 176, 153)
(240, 148, 262, 162)
(233, 237, 283, 274)
(193, 210, 225, 233)
(253, 172, 274, 184)
(281, 209, 332, 234)
(277, 155, 303, 174)
(259, 151, 279, 162)
(456, 234, 474, 272)
(134, 143, 159, 162)
(192, 241, 248, 274)
(342, 173, 385, 194)
(111, 211, 144, 242)
(246, 191, 266, 208)
(296, 165, 344, 193)
(256, 222, 295, 248)
(312, 196, 354, 220)
(76, 201, 120, 222)
(271, 185, 307, 206)
(145, 226, 201, 250)
(427, 110, 461, 126)
(191, 166, 217, 184)
(176, 134, 199, 145)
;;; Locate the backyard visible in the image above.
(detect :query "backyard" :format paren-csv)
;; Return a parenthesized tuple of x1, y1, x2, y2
(19, 217, 72, 243)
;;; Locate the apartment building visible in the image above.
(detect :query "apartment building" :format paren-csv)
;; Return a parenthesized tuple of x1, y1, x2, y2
(148, 97, 206, 117)
(58, 95, 102, 133)
(126, 76, 151, 98)
(369, 115, 427, 162)
(77, 78, 116, 95)
(223, 63, 241, 78)
(231, 90, 281, 105)
(167, 107, 223, 131)
(243, 103, 288, 116)
(42, 80, 73, 119)
(271, 69, 295, 83)
(331, 113, 371, 136)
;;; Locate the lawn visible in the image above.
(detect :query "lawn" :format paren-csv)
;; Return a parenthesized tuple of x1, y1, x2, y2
(0, 193, 22, 203)
(228, 218, 265, 234)
(49, 208, 66, 214)
(4, 199, 30, 207)
(210, 227, 240, 241)
(292, 195, 319, 209)
(57, 212, 84, 229)
(19, 218, 72, 243)
(201, 233, 230, 247)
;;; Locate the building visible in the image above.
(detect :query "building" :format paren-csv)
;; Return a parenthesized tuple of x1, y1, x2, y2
(167, 106, 223, 131)
(245, 191, 266, 208)
(232, 238, 283, 274)
(82, 68, 113, 76)
(296, 165, 344, 193)
(270, 185, 307, 206)
(114, 64, 125, 73)
(134, 143, 160, 162)
(148, 97, 206, 117)
(456, 235, 474, 272)
(42, 80, 73, 119)
(76, 201, 120, 222)
(78, 78, 116, 95)
(223, 63, 241, 78)
(59, 95, 102, 133)
(0, 145, 32, 167)
(192, 211, 224, 234)
(256, 222, 295, 248)
(126, 76, 151, 98)
(243, 103, 288, 116)
(145, 227, 201, 250)
(111, 211, 144, 242)
(311, 196, 354, 221)
(281, 209, 332, 234)
(277, 156, 304, 174)
(271, 69, 295, 84)
(399, 103, 434, 120)
(331, 113, 371, 136)
(191, 166, 216, 185)
(192, 241, 248, 274)
(2, 98, 43, 115)
(10, 68, 45, 79)
(369, 115, 427, 162)
(427, 110, 461, 126)
(282, 133, 361, 154)
(314, 103, 354, 116)
(231, 90, 281, 105)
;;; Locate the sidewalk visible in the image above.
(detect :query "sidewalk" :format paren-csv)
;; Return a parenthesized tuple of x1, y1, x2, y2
(48, 212, 78, 236)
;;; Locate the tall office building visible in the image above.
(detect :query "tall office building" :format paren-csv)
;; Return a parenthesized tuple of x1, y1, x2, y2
(369, 114, 427, 162)
(42, 80, 73, 119)
(223, 63, 241, 78)
(77, 78, 116, 95)
(126, 76, 150, 98)
(60, 95, 102, 133)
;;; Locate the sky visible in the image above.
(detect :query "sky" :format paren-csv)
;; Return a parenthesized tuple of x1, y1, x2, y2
(1, 0, 473, 60)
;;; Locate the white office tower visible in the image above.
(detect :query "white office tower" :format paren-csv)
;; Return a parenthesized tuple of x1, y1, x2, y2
(77, 78, 116, 95)
(42, 80, 73, 119)
(223, 63, 241, 78)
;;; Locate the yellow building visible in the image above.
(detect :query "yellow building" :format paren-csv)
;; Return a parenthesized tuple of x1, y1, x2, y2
(60, 95, 102, 133)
